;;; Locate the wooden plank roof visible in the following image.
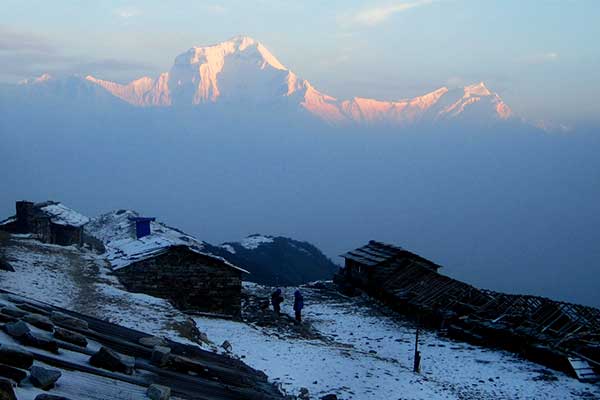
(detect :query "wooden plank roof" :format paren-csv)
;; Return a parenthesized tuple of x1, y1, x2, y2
(341, 240, 442, 270)
(0, 289, 284, 400)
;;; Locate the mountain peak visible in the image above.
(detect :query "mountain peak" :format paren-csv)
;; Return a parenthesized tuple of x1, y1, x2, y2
(464, 81, 492, 97)
(19, 73, 54, 85)
(76, 36, 515, 125)
(177, 35, 287, 71)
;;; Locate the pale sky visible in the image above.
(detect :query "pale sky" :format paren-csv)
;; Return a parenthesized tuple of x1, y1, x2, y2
(1, 0, 599, 124)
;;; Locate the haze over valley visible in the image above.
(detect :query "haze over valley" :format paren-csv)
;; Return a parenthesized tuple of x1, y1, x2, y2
(1, 36, 599, 308)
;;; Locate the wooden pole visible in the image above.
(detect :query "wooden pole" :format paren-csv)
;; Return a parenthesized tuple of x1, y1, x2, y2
(413, 322, 421, 373)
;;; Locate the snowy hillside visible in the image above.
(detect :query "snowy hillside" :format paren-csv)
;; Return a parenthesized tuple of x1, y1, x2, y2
(204, 234, 339, 286)
(195, 282, 600, 400)
(0, 233, 211, 348)
(1, 231, 599, 399)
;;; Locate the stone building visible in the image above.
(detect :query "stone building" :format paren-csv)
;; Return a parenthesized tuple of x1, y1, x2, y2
(0, 200, 89, 246)
(86, 210, 248, 317)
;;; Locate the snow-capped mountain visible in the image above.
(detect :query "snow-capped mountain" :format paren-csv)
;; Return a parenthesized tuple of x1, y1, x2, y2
(23, 36, 512, 126)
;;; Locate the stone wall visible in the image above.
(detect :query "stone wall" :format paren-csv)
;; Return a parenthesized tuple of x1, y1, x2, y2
(115, 247, 242, 317)
(51, 223, 83, 246)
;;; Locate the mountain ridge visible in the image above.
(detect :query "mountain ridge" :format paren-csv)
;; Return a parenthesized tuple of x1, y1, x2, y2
(21, 35, 513, 127)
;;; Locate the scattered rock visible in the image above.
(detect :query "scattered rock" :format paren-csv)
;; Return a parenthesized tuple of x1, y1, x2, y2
(0, 377, 16, 400)
(198, 331, 210, 344)
(221, 340, 232, 352)
(320, 395, 338, 400)
(0, 258, 14, 272)
(139, 336, 167, 348)
(21, 332, 59, 353)
(53, 327, 87, 348)
(35, 395, 73, 400)
(0, 364, 27, 384)
(3, 321, 30, 338)
(151, 346, 171, 367)
(29, 366, 62, 390)
(89, 346, 135, 374)
(0, 345, 34, 369)
(147, 384, 171, 400)
(24, 314, 54, 331)
(50, 312, 88, 330)
(298, 387, 310, 400)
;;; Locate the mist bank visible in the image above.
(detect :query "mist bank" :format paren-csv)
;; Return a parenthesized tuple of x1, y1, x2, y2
(1, 97, 599, 307)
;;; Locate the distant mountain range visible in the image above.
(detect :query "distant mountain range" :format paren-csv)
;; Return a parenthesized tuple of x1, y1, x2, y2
(14, 35, 513, 128)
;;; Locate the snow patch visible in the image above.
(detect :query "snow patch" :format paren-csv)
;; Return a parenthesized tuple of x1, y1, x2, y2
(221, 244, 236, 254)
(192, 283, 600, 400)
(241, 234, 274, 250)
(86, 209, 247, 273)
(39, 203, 90, 227)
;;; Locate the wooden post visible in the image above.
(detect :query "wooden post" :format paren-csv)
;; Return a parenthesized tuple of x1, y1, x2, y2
(413, 324, 421, 373)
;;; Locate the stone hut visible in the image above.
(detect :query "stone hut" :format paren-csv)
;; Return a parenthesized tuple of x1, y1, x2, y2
(86, 210, 248, 317)
(0, 200, 89, 246)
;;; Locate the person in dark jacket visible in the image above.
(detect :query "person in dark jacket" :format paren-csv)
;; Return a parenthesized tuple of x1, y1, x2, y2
(293, 290, 304, 323)
(271, 288, 284, 316)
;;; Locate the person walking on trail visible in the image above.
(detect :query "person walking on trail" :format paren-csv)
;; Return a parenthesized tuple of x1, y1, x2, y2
(293, 290, 304, 323)
(271, 288, 284, 316)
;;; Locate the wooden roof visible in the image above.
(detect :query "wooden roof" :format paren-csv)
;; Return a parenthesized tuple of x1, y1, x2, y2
(0, 289, 284, 400)
(341, 240, 442, 270)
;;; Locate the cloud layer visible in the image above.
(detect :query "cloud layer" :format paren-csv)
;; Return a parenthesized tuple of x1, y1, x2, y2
(342, 0, 433, 27)
(0, 26, 155, 82)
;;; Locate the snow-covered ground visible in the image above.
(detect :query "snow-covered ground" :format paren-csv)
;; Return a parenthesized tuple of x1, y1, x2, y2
(193, 283, 600, 400)
(2, 234, 599, 399)
(0, 234, 208, 347)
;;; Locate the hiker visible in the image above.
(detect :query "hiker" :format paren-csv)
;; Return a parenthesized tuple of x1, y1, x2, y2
(271, 288, 284, 316)
(293, 289, 304, 323)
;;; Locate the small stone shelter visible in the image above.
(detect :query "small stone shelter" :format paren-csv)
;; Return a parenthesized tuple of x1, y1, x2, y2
(0, 200, 89, 246)
(86, 210, 248, 317)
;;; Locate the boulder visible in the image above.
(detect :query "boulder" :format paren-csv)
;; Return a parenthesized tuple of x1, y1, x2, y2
(89, 347, 135, 375)
(0, 378, 16, 400)
(29, 366, 62, 390)
(35, 395, 73, 400)
(22, 332, 59, 353)
(298, 387, 310, 400)
(0, 259, 14, 272)
(139, 336, 167, 348)
(50, 312, 88, 330)
(221, 340, 232, 352)
(3, 321, 30, 338)
(53, 327, 87, 348)
(0, 345, 34, 369)
(147, 384, 171, 400)
(320, 395, 338, 400)
(0, 365, 27, 384)
(24, 314, 54, 331)
(151, 346, 171, 367)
